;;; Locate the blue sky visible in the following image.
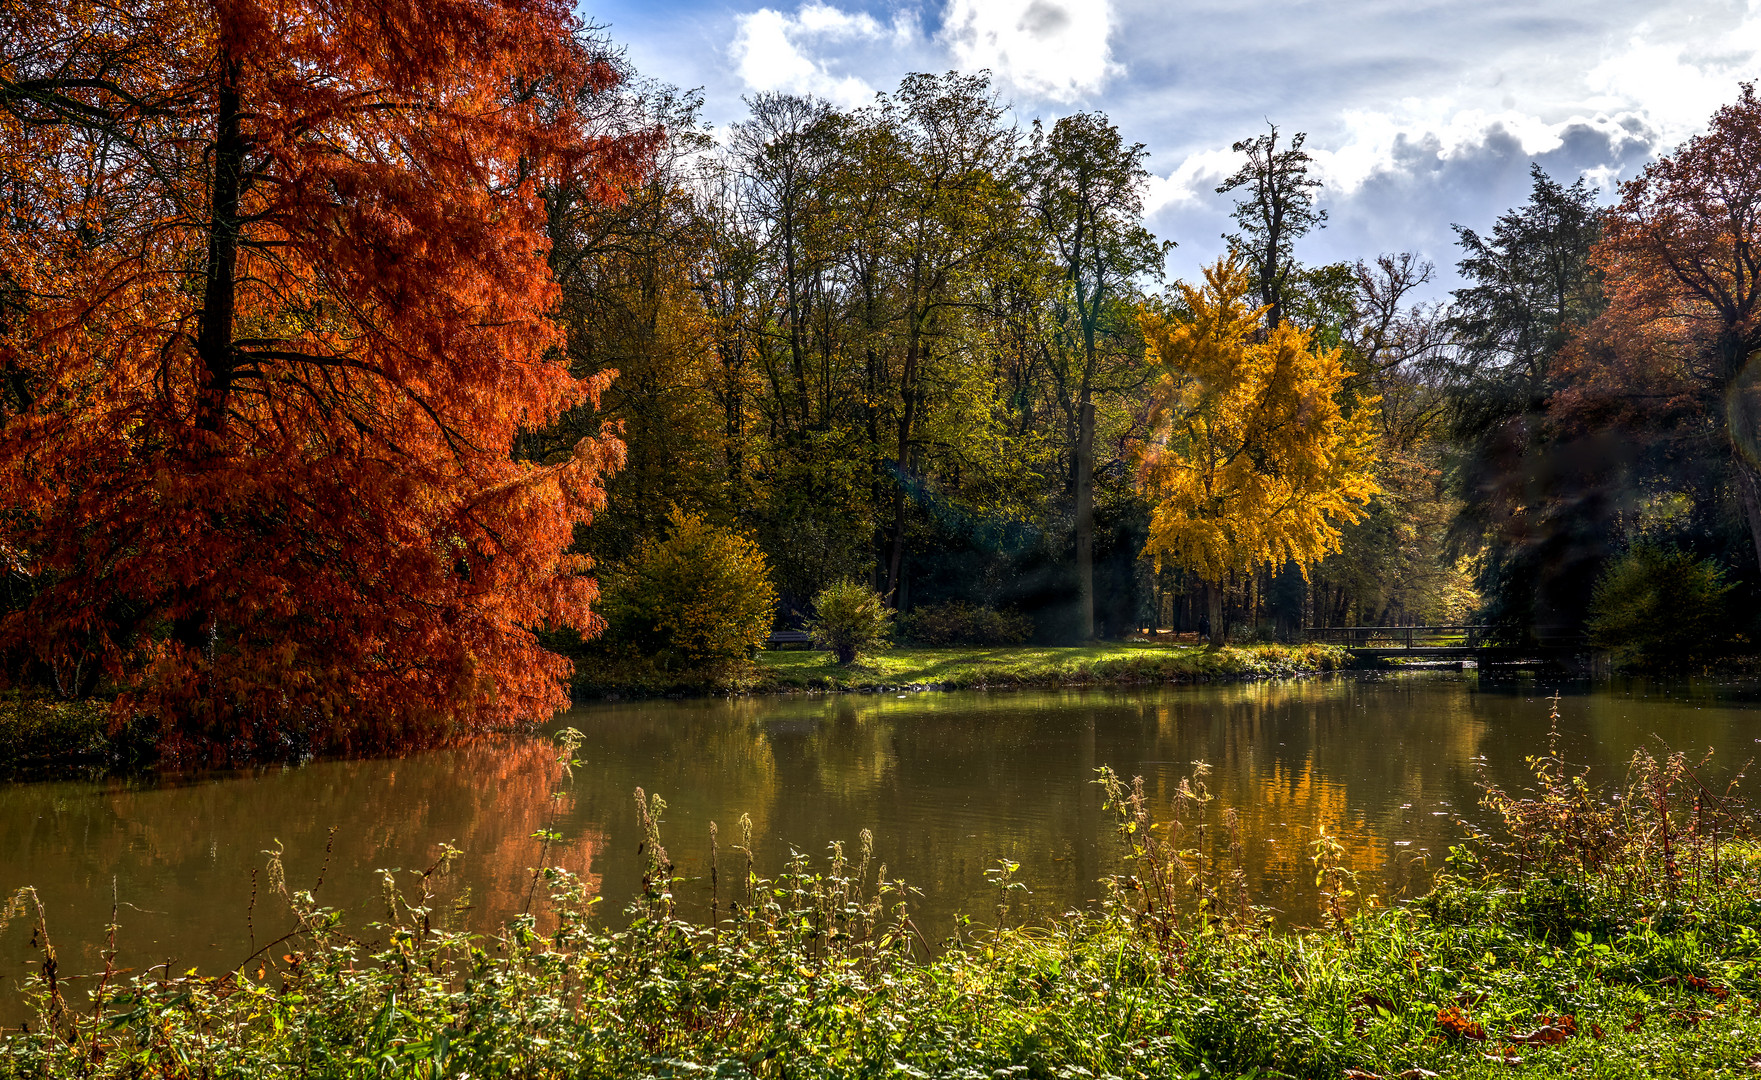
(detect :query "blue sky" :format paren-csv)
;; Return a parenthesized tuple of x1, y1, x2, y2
(586, 0, 1761, 294)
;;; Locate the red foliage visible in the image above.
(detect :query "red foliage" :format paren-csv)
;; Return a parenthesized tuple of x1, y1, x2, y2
(0, 0, 654, 755)
(1556, 82, 1761, 564)
(1433, 1005, 1487, 1041)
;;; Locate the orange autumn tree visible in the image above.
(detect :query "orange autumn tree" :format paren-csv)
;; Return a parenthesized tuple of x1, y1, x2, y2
(1136, 257, 1379, 644)
(1561, 84, 1761, 571)
(0, 0, 653, 754)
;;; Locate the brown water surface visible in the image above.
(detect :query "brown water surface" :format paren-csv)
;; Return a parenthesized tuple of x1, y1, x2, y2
(3, 672, 1758, 1009)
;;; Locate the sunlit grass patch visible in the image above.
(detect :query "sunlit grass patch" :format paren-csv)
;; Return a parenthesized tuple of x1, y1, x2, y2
(755, 641, 1350, 690)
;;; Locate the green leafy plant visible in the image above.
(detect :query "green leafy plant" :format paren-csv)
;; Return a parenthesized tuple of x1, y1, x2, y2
(1585, 545, 1733, 671)
(806, 580, 892, 665)
(603, 508, 779, 671)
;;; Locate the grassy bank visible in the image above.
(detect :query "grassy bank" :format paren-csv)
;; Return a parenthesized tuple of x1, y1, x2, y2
(574, 641, 1353, 698)
(1, 645, 1342, 772)
(4, 723, 1756, 1078)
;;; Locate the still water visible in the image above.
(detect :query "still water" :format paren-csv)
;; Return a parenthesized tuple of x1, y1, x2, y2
(4, 672, 1759, 1006)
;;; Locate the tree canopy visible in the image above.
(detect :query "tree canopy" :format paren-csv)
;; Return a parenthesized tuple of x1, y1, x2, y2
(1136, 258, 1379, 640)
(0, 0, 650, 753)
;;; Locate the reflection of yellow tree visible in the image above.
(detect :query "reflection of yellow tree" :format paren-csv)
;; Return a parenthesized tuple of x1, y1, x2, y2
(1131, 678, 1494, 917)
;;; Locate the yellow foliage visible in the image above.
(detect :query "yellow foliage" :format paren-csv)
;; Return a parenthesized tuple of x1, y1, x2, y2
(606, 509, 779, 670)
(1136, 257, 1380, 581)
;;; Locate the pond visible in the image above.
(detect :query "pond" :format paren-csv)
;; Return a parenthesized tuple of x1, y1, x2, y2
(4, 672, 1759, 1011)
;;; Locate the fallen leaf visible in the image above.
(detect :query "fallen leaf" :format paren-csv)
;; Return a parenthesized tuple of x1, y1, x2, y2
(1508, 1013, 1577, 1045)
(1355, 990, 1398, 1014)
(1507, 1025, 1571, 1046)
(1435, 1005, 1487, 1041)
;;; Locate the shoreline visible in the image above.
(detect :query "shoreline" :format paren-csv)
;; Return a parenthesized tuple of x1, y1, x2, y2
(0, 643, 1350, 778)
(571, 640, 1358, 700)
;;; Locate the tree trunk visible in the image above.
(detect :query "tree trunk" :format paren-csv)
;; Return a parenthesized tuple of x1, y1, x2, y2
(885, 335, 921, 602)
(1075, 398, 1095, 639)
(178, 49, 244, 654)
(1207, 580, 1224, 647)
(1732, 454, 1761, 576)
(194, 53, 244, 436)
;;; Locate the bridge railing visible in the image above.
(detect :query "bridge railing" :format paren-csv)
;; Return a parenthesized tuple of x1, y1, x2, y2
(1301, 625, 1489, 649)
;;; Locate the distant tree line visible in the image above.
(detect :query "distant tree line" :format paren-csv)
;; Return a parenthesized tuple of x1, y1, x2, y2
(532, 73, 1448, 652)
(547, 71, 1761, 667)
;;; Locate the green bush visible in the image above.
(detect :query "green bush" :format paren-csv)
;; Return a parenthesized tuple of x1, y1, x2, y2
(603, 509, 778, 671)
(807, 580, 891, 665)
(896, 601, 1033, 646)
(1585, 545, 1733, 670)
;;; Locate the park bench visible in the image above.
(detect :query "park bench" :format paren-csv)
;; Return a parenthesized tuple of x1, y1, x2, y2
(766, 629, 813, 649)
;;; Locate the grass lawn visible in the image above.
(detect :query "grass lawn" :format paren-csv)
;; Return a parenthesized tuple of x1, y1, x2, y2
(753, 640, 1349, 691)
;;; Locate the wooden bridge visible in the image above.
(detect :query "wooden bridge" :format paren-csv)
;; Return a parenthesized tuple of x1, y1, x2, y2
(1301, 625, 1587, 665)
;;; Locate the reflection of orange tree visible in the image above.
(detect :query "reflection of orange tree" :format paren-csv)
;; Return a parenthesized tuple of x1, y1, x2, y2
(1, 737, 603, 978)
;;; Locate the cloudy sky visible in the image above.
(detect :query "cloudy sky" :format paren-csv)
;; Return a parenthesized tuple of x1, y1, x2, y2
(585, 0, 1761, 294)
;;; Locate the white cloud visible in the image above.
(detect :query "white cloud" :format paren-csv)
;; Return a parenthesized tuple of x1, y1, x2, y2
(1142, 146, 1238, 215)
(1295, 3, 1761, 201)
(730, 3, 891, 107)
(1304, 105, 1654, 197)
(941, 0, 1120, 103)
(793, 1, 884, 38)
(1585, 12, 1761, 146)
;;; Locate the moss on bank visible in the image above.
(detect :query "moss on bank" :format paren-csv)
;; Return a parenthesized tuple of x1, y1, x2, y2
(0, 698, 140, 777)
(572, 641, 1352, 699)
(756, 641, 1350, 689)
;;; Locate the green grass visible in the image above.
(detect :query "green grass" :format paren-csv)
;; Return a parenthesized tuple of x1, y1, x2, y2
(753, 640, 1352, 691)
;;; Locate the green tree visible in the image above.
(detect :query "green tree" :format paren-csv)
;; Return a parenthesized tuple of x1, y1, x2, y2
(859, 73, 1026, 602)
(808, 580, 892, 665)
(1586, 546, 1732, 671)
(1023, 112, 1169, 639)
(1445, 166, 1605, 640)
(1216, 123, 1326, 331)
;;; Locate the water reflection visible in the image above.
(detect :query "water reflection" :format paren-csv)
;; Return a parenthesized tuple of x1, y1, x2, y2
(4, 673, 1758, 1010)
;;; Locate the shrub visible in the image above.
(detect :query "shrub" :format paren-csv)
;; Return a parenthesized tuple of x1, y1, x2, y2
(1585, 545, 1733, 670)
(603, 509, 778, 671)
(897, 601, 1033, 646)
(807, 580, 891, 665)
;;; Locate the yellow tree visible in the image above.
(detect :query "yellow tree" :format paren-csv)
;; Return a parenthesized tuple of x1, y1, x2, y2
(1137, 257, 1380, 644)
